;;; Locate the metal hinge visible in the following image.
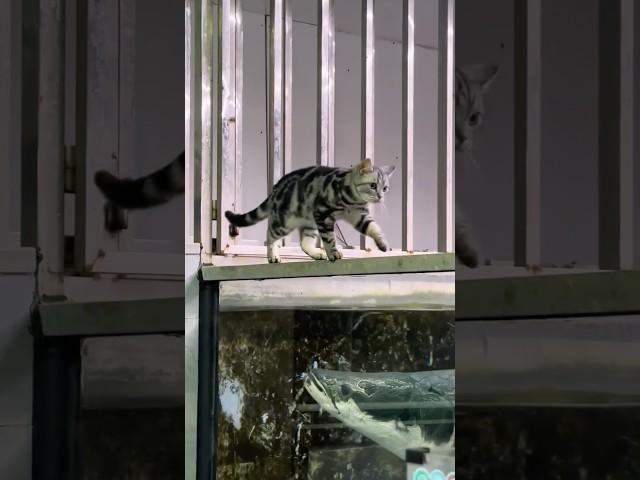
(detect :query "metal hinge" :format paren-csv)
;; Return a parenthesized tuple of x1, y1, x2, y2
(212, 199, 218, 220)
(64, 146, 76, 193)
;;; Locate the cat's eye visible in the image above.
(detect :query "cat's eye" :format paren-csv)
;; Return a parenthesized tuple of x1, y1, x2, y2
(383, 186, 388, 192)
(370, 183, 377, 190)
(468, 113, 481, 126)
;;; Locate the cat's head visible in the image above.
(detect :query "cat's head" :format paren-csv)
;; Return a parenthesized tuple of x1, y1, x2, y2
(455, 64, 498, 152)
(351, 158, 396, 203)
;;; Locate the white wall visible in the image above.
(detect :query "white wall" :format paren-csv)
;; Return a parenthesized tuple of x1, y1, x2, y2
(457, 0, 639, 267)
(124, 0, 184, 253)
(539, 0, 599, 266)
(0, 273, 35, 479)
(456, 0, 515, 263)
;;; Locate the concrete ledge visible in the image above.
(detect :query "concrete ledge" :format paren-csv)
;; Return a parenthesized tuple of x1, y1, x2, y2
(456, 271, 640, 320)
(38, 297, 184, 336)
(201, 252, 455, 282)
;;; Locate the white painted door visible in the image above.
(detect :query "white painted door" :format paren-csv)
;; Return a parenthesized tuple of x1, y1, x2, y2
(82, 0, 183, 276)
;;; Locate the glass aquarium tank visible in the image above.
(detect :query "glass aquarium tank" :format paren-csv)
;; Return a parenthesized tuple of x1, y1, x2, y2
(455, 271, 640, 479)
(210, 271, 455, 479)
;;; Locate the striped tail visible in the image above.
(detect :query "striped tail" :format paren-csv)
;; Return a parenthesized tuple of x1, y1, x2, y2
(224, 199, 270, 233)
(94, 152, 185, 209)
(455, 220, 479, 268)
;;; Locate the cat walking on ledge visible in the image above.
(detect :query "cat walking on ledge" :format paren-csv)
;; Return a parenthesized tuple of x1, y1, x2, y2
(225, 158, 396, 263)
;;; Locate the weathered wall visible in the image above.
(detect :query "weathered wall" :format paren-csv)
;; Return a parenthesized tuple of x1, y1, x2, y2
(0, 273, 35, 479)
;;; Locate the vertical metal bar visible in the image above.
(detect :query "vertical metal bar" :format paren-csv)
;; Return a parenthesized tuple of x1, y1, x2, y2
(327, 0, 335, 167)
(317, 0, 335, 166)
(525, 0, 542, 266)
(216, 0, 239, 254)
(437, 0, 454, 253)
(186, 0, 195, 243)
(63, 0, 77, 194)
(118, 0, 136, 179)
(619, 0, 635, 269)
(360, 0, 375, 250)
(201, 0, 214, 254)
(21, 0, 39, 247)
(235, 0, 243, 216)
(0, 0, 14, 247)
(268, 0, 293, 246)
(11, 0, 22, 243)
(32, 336, 81, 480)
(192, 0, 203, 243)
(72, 0, 86, 264)
(268, 0, 285, 189)
(284, 0, 293, 175)
(598, 0, 628, 269)
(196, 280, 220, 480)
(37, 0, 65, 293)
(64, 0, 77, 148)
(401, 0, 415, 252)
(514, 0, 541, 267)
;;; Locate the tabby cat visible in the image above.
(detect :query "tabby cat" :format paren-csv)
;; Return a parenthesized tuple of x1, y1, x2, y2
(455, 63, 498, 268)
(225, 159, 395, 263)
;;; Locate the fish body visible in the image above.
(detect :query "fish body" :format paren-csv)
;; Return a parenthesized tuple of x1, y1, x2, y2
(304, 369, 455, 472)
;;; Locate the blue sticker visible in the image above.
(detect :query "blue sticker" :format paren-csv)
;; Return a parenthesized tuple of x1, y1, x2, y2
(429, 470, 446, 480)
(412, 467, 430, 480)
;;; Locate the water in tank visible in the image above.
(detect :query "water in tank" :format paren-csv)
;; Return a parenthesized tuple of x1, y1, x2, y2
(213, 272, 455, 479)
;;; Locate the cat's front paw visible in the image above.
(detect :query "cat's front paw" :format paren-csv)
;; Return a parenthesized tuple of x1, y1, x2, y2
(268, 254, 281, 264)
(267, 245, 281, 263)
(310, 250, 328, 261)
(326, 249, 342, 262)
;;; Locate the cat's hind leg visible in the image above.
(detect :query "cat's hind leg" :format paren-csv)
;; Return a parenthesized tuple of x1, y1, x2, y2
(266, 220, 293, 264)
(313, 214, 342, 262)
(299, 228, 327, 260)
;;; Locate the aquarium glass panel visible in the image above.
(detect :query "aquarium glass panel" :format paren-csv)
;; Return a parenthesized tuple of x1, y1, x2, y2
(215, 272, 455, 479)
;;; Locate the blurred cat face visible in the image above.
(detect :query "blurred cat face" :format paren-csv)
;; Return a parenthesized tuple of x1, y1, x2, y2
(455, 64, 498, 152)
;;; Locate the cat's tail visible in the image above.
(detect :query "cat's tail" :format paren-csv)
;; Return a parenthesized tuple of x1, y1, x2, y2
(455, 220, 480, 268)
(94, 152, 185, 209)
(225, 199, 270, 231)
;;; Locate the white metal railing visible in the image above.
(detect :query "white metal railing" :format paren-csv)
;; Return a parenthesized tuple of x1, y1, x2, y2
(186, 0, 456, 263)
(513, 0, 635, 270)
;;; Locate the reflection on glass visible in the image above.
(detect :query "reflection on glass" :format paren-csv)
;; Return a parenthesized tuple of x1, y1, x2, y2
(215, 274, 454, 479)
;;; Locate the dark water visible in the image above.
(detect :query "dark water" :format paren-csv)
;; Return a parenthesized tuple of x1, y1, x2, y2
(80, 408, 183, 480)
(216, 308, 455, 479)
(456, 406, 640, 479)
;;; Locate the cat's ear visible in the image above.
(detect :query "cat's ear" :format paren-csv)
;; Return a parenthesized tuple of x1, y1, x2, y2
(357, 158, 374, 174)
(381, 165, 396, 177)
(460, 64, 498, 92)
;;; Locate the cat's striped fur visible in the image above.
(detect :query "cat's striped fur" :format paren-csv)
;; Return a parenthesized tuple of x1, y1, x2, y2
(94, 152, 185, 209)
(455, 64, 498, 268)
(225, 158, 395, 263)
